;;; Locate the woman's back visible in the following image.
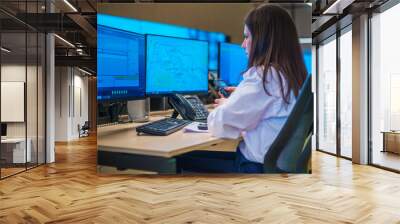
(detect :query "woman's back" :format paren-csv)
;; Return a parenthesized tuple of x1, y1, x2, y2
(208, 66, 296, 163)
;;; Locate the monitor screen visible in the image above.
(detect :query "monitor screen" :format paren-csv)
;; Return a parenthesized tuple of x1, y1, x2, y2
(146, 35, 209, 95)
(219, 42, 248, 86)
(97, 25, 146, 101)
(303, 50, 312, 75)
(98, 13, 226, 71)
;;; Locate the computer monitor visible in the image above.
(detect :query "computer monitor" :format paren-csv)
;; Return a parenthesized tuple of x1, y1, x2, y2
(1, 123, 7, 137)
(97, 13, 227, 71)
(193, 30, 227, 71)
(97, 25, 146, 101)
(145, 35, 209, 95)
(303, 50, 312, 75)
(219, 42, 248, 86)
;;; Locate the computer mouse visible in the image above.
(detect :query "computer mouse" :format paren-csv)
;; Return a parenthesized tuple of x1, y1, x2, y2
(198, 123, 208, 130)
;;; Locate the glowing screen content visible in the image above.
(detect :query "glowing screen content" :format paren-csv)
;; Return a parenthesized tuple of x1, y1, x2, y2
(219, 42, 312, 86)
(146, 35, 209, 95)
(219, 43, 248, 86)
(97, 25, 145, 101)
(303, 50, 312, 75)
(98, 14, 226, 71)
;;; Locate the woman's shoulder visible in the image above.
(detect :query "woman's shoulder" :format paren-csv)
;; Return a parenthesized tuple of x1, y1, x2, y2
(241, 66, 289, 97)
(243, 65, 285, 84)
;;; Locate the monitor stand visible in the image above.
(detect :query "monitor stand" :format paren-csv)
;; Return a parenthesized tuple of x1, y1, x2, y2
(127, 98, 150, 123)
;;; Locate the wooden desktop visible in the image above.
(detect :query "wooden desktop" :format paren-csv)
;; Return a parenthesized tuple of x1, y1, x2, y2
(97, 111, 240, 174)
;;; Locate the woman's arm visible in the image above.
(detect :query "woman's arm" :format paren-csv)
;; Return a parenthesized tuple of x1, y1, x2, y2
(207, 70, 281, 139)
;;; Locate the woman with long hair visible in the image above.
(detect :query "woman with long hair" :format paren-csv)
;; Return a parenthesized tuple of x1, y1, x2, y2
(207, 4, 308, 173)
(179, 5, 307, 173)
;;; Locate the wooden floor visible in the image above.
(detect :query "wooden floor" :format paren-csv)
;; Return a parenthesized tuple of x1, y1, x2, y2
(372, 150, 400, 171)
(1, 164, 45, 178)
(1, 167, 26, 178)
(1, 135, 400, 223)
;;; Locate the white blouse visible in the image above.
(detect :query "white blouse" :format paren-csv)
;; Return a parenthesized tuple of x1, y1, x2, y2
(207, 66, 296, 163)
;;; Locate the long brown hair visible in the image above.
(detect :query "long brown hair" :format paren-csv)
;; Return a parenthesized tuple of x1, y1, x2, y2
(244, 4, 307, 104)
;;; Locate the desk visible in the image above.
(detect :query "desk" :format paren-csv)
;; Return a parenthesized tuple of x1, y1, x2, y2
(97, 115, 240, 174)
(382, 131, 400, 154)
(1, 138, 31, 164)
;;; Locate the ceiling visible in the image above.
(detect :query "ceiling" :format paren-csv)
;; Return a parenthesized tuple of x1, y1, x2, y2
(1, 0, 391, 74)
(0, 0, 97, 72)
(311, 0, 390, 43)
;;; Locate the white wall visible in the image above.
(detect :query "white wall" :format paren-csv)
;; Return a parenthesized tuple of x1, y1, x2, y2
(55, 67, 70, 141)
(1, 65, 26, 81)
(1, 65, 42, 137)
(55, 67, 89, 141)
(1, 65, 26, 138)
(71, 73, 89, 139)
(1, 64, 46, 164)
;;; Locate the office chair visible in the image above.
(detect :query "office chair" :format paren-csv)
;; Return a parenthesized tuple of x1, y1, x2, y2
(263, 75, 313, 173)
(79, 121, 90, 138)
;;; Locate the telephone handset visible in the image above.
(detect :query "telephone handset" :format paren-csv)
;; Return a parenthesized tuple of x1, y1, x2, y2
(168, 94, 209, 121)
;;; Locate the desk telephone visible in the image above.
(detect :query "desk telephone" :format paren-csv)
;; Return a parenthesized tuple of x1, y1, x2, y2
(136, 94, 208, 136)
(169, 94, 209, 121)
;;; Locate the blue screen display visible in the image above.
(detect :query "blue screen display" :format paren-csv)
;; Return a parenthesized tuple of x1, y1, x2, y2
(303, 50, 312, 75)
(98, 13, 226, 71)
(219, 43, 248, 86)
(219, 43, 312, 85)
(97, 25, 145, 101)
(146, 35, 209, 95)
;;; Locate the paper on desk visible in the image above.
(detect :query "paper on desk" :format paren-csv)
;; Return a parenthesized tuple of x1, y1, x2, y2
(184, 122, 208, 133)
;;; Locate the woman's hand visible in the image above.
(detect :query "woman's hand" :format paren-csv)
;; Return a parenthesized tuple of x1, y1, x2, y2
(214, 86, 236, 107)
(225, 86, 236, 93)
(214, 97, 227, 108)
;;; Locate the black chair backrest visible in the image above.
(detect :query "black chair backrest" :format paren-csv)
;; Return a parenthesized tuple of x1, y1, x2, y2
(82, 121, 90, 129)
(263, 75, 313, 173)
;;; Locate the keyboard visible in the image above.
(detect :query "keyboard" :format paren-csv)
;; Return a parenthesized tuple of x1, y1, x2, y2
(136, 118, 192, 136)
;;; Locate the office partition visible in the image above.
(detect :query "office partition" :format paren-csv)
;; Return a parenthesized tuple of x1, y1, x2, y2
(0, 2, 47, 179)
(317, 35, 337, 155)
(370, 2, 400, 171)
